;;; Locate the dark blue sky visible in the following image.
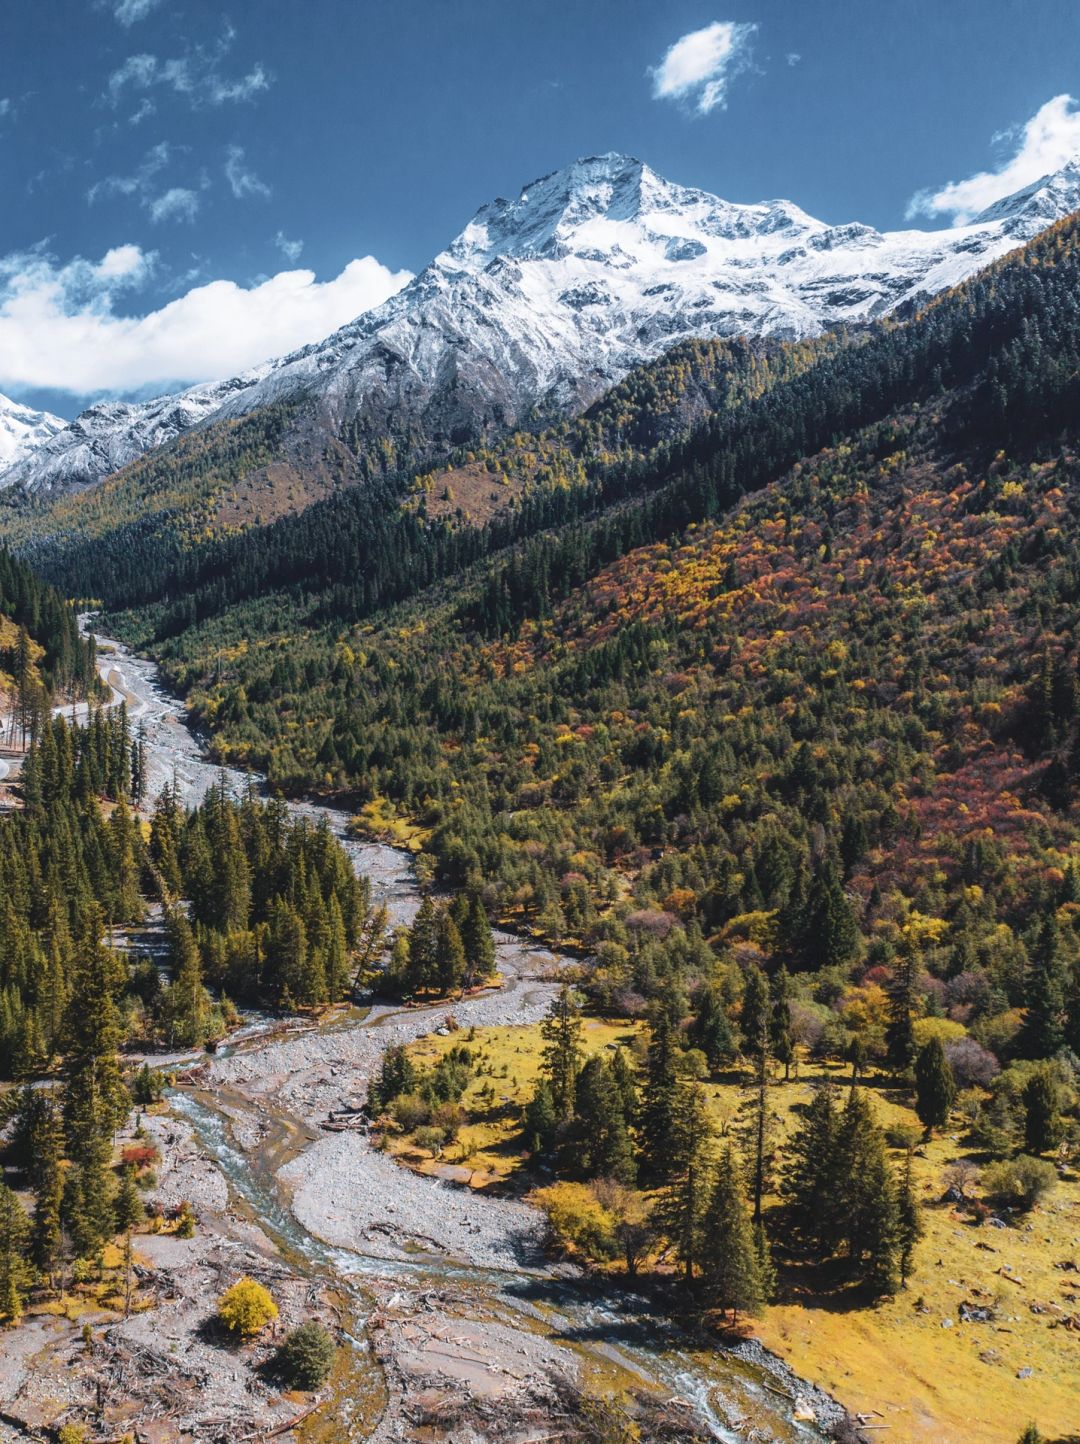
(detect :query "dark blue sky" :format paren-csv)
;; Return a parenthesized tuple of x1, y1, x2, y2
(3, 0, 1079, 412)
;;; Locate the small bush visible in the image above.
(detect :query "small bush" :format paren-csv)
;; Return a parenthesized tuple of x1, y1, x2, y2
(217, 1277, 278, 1337)
(121, 1144, 160, 1169)
(274, 1320, 336, 1390)
(885, 1122, 923, 1153)
(131, 1063, 166, 1105)
(981, 1155, 1057, 1212)
(533, 1182, 617, 1262)
(413, 1125, 446, 1155)
(391, 1093, 430, 1131)
(430, 1101, 465, 1138)
(58, 1425, 89, 1444)
(175, 1200, 196, 1237)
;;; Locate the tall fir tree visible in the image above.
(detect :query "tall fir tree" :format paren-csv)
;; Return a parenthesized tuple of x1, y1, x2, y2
(914, 1037, 956, 1135)
(569, 1056, 635, 1184)
(701, 1145, 763, 1323)
(540, 986, 583, 1123)
(885, 953, 919, 1077)
(1021, 918, 1068, 1059)
(657, 1082, 713, 1283)
(639, 1006, 680, 1183)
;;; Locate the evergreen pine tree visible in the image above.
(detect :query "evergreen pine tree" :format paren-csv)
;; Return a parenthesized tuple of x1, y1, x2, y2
(407, 895, 439, 994)
(570, 1056, 635, 1184)
(840, 1089, 899, 1292)
(0, 1184, 31, 1323)
(1022, 918, 1068, 1059)
(540, 986, 583, 1122)
(914, 1036, 956, 1135)
(688, 983, 736, 1073)
(1022, 1067, 1062, 1155)
(740, 964, 772, 1222)
(523, 1078, 558, 1156)
(657, 1083, 712, 1282)
(701, 1144, 762, 1323)
(640, 1006, 680, 1182)
(162, 910, 211, 1047)
(896, 1152, 922, 1288)
(770, 966, 795, 1079)
(64, 906, 127, 1171)
(781, 1084, 841, 1255)
(435, 912, 467, 995)
(885, 954, 919, 1077)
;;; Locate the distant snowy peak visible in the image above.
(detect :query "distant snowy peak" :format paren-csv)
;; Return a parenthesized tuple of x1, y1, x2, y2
(0, 371, 270, 494)
(0, 394, 65, 471)
(972, 159, 1080, 228)
(6, 152, 1080, 498)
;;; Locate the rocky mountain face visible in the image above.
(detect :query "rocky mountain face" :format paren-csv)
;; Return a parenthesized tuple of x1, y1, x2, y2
(0, 393, 65, 472)
(5, 153, 1080, 497)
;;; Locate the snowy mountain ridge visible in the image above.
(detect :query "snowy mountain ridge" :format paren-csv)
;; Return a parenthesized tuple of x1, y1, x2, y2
(5, 152, 1080, 496)
(0, 394, 66, 473)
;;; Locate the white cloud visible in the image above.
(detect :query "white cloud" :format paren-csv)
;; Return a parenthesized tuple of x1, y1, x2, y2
(225, 145, 270, 200)
(111, 0, 163, 25)
(106, 28, 271, 110)
(650, 20, 757, 116)
(0, 98, 11, 119)
(274, 231, 304, 262)
(786, 52, 801, 67)
(0, 243, 412, 396)
(87, 139, 172, 203)
(87, 142, 204, 224)
(148, 186, 200, 223)
(908, 94, 1080, 224)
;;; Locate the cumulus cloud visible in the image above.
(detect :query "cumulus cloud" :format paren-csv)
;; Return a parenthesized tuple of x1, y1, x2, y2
(274, 231, 304, 262)
(106, 26, 271, 110)
(0, 243, 412, 396)
(111, 0, 163, 25)
(225, 145, 270, 200)
(908, 94, 1080, 224)
(650, 20, 757, 115)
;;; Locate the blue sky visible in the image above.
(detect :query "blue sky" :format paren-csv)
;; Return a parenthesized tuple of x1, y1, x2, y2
(3, 0, 1079, 414)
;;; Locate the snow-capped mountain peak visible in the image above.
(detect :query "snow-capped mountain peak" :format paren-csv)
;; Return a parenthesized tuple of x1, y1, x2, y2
(972, 159, 1080, 228)
(6, 153, 1080, 498)
(0, 394, 66, 472)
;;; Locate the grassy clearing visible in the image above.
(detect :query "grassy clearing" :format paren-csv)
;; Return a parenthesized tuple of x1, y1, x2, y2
(348, 798, 431, 852)
(391, 1019, 642, 1186)
(397, 1023, 1080, 1444)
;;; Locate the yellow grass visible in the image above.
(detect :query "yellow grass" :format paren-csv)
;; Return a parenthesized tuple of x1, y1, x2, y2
(401, 1024, 1080, 1443)
(349, 797, 431, 852)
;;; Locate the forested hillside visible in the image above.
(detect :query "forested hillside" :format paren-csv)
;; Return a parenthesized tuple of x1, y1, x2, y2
(92, 215, 1080, 1098)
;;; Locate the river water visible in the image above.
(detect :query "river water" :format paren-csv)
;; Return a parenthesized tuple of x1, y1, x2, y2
(87, 626, 826, 1444)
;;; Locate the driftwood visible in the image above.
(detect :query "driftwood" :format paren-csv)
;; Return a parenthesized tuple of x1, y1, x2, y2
(238, 1400, 323, 1440)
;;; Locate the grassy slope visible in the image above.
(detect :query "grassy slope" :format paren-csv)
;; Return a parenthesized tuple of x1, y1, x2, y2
(400, 1022, 1080, 1444)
